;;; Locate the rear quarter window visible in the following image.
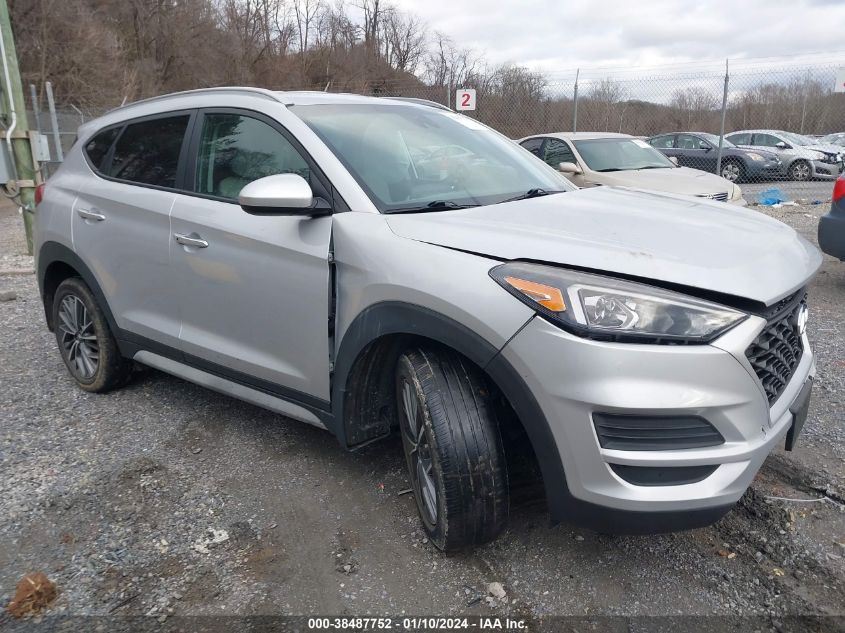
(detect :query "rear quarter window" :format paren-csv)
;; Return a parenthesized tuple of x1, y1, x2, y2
(84, 127, 119, 171)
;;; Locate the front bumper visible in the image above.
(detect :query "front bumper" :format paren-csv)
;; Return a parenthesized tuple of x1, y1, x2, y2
(500, 314, 815, 528)
(811, 159, 844, 180)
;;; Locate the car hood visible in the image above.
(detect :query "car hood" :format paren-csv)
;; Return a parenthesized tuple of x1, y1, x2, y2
(587, 166, 732, 195)
(386, 187, 821, 306)
(804, 143, 843, 156)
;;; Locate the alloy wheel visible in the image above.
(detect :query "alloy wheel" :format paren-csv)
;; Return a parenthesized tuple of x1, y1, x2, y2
(721, 163, 740, 182)
(791, 162, 811, 181)
(57, 294, 99, 380)
(400, 379, 438, 525)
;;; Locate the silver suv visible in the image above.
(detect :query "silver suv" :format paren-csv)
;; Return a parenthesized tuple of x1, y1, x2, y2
(35, 89, 821, 550)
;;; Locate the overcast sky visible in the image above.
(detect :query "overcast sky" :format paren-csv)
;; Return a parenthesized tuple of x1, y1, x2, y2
(391, 0, 845, 76)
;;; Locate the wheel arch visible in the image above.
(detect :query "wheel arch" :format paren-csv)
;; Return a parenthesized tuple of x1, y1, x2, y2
(332, 302, 573, 523)
(38, 241, 118, 334)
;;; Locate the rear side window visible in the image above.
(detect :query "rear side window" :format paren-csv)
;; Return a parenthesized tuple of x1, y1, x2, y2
(84, 128, 119, 171)
(727, 133, 751, 145)
(108, 115, 190, 188)
(520, 137, 544, 157)
(649, 135, 675, 149)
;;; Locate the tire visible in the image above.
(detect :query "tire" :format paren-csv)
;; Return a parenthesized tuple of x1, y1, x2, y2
(720, 159, 744, 183)
(395, 347, 509, 551)
(789, 160, 812, 181)
(53, 277, 132, 393)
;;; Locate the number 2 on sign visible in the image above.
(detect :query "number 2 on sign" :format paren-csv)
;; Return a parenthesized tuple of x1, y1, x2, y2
(456, 88, 476, 110)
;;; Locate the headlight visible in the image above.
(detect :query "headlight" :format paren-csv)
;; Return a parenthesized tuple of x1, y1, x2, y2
(811, 151, 825, 160)
(490, 263, 747, 343)
(747, 152, 765, 162)
(730, 184, 743, 200)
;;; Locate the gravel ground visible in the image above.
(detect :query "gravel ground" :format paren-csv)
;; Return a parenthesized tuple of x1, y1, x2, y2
(0, 200, 843, 630)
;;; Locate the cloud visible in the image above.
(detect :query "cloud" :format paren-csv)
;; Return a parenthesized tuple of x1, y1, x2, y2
(391, 0, 845, 74)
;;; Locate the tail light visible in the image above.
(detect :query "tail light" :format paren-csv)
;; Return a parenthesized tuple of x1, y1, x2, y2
(34, 183, 45, 206)
(834, 176, 845, 203)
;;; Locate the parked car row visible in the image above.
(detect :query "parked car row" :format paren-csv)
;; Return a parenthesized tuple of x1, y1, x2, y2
(645, 129, 844, 182)
(646, 133, 781, 183)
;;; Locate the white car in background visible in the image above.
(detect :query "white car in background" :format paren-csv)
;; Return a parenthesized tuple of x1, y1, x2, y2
(519, 132, 745, 205)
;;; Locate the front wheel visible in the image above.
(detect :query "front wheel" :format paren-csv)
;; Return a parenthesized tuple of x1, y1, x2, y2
(790, 160, 812, 181)
(720, 159, 744, 183)
(395, 348, 509, 551)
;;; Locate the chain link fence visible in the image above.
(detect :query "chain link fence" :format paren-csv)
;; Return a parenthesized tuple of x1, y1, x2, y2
(33, 57, 845, 203)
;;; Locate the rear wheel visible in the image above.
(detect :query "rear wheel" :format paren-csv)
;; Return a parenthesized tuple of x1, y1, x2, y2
(53, 278, 132, 392)
(790, 160, 812, 181)
(395, 347, 509, 551)
(720, 159, 744, 183)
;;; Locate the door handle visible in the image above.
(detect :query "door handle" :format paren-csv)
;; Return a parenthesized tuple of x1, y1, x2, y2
(77, 208, 106, 222)
(174, 233, 209, 249)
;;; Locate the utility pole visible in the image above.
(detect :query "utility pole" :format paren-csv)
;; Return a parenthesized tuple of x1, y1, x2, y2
(0, 0, 37, 255)
(716, 59, 729, 179)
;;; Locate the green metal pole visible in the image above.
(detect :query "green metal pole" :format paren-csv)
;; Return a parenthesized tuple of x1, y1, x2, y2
(0, 0, 37, 255)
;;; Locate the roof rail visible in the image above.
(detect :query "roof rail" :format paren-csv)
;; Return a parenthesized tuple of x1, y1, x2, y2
(106, 86, 283, 114)
(382, 96, 452, 111)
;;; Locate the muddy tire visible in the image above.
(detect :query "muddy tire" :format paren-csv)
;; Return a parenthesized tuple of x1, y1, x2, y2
(395, 347, 509, 551)
(53, 277, 132, 393)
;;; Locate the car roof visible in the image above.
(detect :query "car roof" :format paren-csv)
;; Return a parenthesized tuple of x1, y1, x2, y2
(80, 87, 447, 139)
(522, 132, 634, 141)
(727, 129, 787, 135)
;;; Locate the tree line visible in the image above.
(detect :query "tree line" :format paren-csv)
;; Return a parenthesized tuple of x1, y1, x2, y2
(10, 0, 844, 139)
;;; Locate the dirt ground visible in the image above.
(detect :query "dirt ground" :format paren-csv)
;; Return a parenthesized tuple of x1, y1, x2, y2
(0, 198, 843, 631)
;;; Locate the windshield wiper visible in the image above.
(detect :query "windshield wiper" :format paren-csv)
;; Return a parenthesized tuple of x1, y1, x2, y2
(638, 165, 670, 170)
(595, 168, 625, 172)
(496, 188, 562, 204)
(385, 200, 478, 214)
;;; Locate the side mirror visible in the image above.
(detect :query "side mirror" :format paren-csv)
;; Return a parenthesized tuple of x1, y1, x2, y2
(669, 156, 679, 166)
(775, 141, 790, 150)
(702, 145, 713, 152)
(238, 174, 326, 215)
(558, 161, 582, 175)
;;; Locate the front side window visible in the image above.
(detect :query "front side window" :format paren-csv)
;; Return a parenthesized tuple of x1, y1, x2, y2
(753, 133, 782, 148)
(108, 115, 190, 188)
(291, 104, 572, 213)
(194, 113, 311, 200)
(676, 134, 710, 150)
(572, 138, 676, 172)
(542, 139, 576, 167)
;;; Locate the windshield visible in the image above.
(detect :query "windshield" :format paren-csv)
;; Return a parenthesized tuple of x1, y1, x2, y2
(573, 138, 677, 171)
(780, 131, 815, 146)
(290, 104, 572, 212)
(698, 132, 735, 148)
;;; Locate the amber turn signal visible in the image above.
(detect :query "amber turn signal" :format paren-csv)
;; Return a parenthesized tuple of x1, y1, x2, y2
(504, 276, 566, 312)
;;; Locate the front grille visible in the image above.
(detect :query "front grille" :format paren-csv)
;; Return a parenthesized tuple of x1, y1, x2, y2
(593, 414, 724, 451)
(697, 192, 729, 202)
(745, 295, 806, 405)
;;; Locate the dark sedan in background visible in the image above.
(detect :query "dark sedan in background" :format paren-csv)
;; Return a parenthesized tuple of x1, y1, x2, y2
(819, 173, 845, 261)
(648, 132, 781, 183)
